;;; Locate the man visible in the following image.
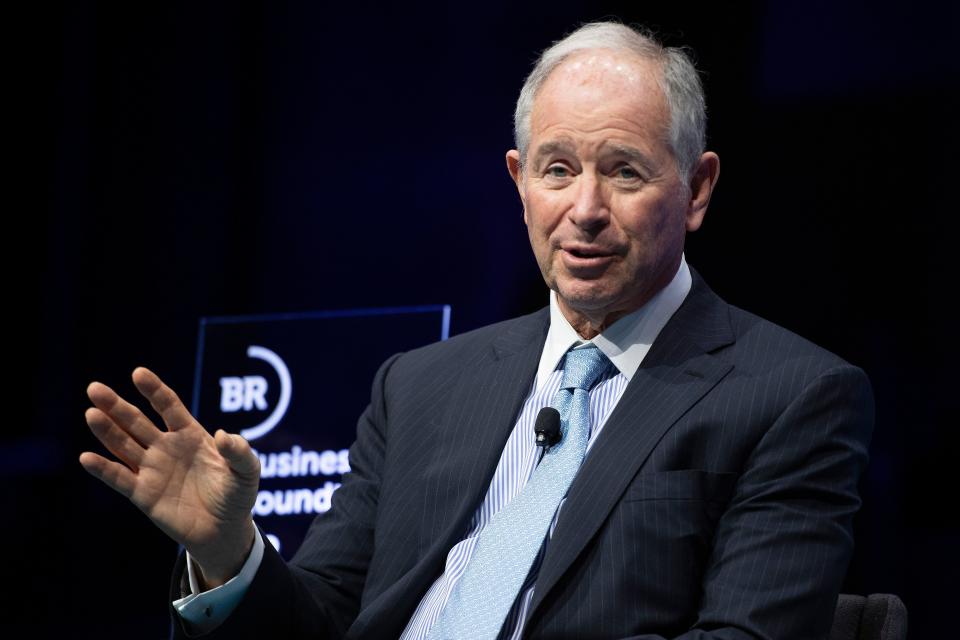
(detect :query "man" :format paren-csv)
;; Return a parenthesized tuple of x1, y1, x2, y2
(81, 22, 873, 639)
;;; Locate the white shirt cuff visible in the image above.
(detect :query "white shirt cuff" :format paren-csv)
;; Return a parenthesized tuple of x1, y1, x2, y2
(172, 528, 265, 633)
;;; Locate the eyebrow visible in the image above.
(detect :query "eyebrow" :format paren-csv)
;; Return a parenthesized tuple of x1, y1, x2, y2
(602, 144, 656, 171)
(530, 140, 577, 166)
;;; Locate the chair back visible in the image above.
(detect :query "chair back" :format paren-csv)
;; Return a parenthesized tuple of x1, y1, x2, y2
(830, 593, 908, 640)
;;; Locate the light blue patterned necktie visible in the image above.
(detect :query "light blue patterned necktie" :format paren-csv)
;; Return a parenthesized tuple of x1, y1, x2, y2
(427, 345, 613, 640)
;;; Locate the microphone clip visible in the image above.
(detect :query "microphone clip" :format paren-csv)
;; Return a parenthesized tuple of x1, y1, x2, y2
(534, 407, 562, 449)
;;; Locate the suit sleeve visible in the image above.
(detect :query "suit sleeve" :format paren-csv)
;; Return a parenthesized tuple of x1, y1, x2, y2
(620, 363, 875, 640)
(169, 352, 403, 640)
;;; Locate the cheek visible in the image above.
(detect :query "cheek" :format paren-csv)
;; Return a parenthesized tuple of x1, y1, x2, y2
(524, 210, 552, 259)
(524, 194, 561, 237)
(619, 196, 686, 245)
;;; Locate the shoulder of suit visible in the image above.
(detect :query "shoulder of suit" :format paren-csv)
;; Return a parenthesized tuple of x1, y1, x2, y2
(722, 300, 863, 378)
(687, 268, 864, 377)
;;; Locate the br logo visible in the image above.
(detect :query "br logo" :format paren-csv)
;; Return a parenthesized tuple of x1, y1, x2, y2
(218, 345, 292, 441)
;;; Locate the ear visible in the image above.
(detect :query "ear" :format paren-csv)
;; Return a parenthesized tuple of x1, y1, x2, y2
(506, 149, 528, 222)
(685, 151, 720, 232)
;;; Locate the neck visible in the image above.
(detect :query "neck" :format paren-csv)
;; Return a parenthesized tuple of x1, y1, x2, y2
(557, 296, 648, 340)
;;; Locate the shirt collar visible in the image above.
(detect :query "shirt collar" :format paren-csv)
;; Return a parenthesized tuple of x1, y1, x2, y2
(535, 254, 692, 392)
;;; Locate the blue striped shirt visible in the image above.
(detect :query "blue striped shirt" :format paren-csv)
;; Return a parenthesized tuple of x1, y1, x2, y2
(399, 359, 627, 639)
(400, 257, 692, 639)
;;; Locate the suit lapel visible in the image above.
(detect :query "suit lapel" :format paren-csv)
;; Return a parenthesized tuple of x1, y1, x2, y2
(421, 309, 551, 550)
(350, 308, 550, 637)
(529, 270, 736, 616)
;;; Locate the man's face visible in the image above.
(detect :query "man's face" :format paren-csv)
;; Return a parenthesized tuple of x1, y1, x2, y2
(508, 50, 709, 332)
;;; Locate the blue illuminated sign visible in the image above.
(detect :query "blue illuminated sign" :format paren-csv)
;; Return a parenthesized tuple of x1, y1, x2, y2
(191, 305, 450, 558)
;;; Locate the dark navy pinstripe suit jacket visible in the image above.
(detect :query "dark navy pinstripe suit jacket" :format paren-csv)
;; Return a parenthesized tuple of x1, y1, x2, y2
(171, 269, 874, 640)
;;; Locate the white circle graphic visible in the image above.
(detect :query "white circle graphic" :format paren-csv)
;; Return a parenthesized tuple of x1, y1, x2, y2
(239, 345, 292, 441)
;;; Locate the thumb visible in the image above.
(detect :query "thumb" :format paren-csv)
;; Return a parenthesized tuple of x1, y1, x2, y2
(214, 429, 260, 478)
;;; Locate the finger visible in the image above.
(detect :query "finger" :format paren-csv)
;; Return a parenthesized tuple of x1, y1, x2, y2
(79, 451, 137, 498)
(131, 367, 196, 432)
(87, 381, 160, 447)
(214, 430, 260, 478)
(85, 407, 145, 471)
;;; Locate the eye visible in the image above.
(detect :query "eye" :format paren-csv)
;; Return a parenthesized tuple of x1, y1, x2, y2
(614, 165, 640, 180)
(546, 164, 571, 178)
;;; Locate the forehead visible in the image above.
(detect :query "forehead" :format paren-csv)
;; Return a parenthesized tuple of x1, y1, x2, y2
(529, 49, 670, 153)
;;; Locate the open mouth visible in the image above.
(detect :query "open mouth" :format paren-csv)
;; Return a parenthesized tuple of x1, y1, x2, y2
(567, 248, 612, 259)
(563, 245, 616, 259)
(561, 246, 617, 272)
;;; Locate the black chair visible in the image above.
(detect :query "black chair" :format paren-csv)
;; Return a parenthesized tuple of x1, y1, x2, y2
(830, 593, 908, 640)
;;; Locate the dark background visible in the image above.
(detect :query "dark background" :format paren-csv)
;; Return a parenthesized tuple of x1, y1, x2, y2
(7, 0, 957, 636)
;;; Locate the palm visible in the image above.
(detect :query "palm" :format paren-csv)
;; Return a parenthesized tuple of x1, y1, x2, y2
(80, 367, 259, 576)
(132, 423, 249, 546)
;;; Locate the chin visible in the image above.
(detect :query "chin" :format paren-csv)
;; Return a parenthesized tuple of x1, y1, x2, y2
(556, 283, 620, 313)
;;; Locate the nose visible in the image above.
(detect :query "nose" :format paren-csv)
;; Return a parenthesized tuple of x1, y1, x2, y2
(568, 171, 609, 231)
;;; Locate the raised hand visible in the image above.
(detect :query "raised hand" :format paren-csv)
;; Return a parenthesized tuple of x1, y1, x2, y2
(80, 366, 260, 586)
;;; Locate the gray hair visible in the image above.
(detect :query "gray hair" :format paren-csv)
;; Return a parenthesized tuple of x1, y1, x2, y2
(513, 22, 707, 182)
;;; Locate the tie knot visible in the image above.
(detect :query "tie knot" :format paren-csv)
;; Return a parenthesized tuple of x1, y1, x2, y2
(560, 345, 612, 392)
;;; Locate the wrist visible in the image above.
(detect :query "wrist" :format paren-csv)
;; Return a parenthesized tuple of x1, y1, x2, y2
(193, 519, 256, 588)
